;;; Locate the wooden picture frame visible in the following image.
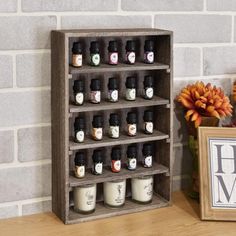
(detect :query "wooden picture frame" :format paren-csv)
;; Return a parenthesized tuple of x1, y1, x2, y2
(198, 127, 236, 221)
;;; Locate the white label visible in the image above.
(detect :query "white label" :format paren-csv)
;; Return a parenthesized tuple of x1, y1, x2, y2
(128, 158, 137, 170)
(109, 52, 118, 64)
(94, 128, 103, 140)
(127, 52, 135, 64)
(144, 156, 152, 167)
(109, 126, 119, 138)
(75, 165, 85, 178)
(126, 88, 136, 101)
(76, 131, 84, 143)
(108, 90, 118, 102)
(75, 92, 84, 105)
(72, 54, 82, 67)
(90, 91, 101, 103)
(91, 54, 100, 66)
(128, 124, 137, 136)
(95, 163, 103, 174)
(145, 88, 153, 99)
(145, 52, 154, 63)
(145, 122, 153, 134)
(114, 160, 121, 171)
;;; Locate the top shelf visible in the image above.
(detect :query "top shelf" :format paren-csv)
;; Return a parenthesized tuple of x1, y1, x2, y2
(69, 62, 170, 76)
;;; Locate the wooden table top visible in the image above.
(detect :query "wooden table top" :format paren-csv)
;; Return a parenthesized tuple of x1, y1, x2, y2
(0, 191, 235, 236)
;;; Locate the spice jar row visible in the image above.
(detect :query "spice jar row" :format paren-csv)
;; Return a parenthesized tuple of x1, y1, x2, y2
(74, 110, 154, 143)
(73, 175, 154, 214)
(72, 40, 155, 67)
(73, 75, 154, 105)
(74, 143, 154, 178)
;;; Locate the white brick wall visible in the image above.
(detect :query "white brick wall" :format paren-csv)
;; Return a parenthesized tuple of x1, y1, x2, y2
(0, 0, 235, 219)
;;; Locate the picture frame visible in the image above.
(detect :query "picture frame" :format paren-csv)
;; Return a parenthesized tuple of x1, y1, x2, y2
(198, 127, 236, 221)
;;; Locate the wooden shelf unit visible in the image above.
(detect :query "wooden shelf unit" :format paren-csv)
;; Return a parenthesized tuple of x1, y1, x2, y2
(51, 28, 173, 224)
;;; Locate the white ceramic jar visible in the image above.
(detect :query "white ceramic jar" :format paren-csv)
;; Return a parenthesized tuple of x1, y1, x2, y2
(131, 175, 153, 204)
(103, 179, 126, 208)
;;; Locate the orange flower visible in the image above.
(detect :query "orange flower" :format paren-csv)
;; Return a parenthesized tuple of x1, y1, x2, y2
(233, 81, 236, 102)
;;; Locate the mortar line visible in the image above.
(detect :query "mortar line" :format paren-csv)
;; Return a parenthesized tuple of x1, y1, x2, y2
(0, 123, 51, 131)
(12, 54, 17, 88)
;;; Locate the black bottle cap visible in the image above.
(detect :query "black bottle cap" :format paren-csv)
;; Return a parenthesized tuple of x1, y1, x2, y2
(125, 77, 136, 89)
(143, 75, 153, 87)
(111, 147, 121, 160)
(126, 112, 137, 124)
(92, 115, 103, 128)
(74, 152, 85, 165)
(108, 77, 118, 90)
(127, 145, 137, 158)
(92, 149, 103, 163)
(144, 40, 154, 51)
(90, 41, 100, 53)
(72, 42, 82, 54)
(143, 110, 153, 122)
(108, 41, 118, 52)
(125, 40, 136, 51)
(109, 113, 120, 126)
(73, 80, 84, 93)
(90, 79, 100, 91)
(74, 117, 85, 130)
(142, 143, 153, 156)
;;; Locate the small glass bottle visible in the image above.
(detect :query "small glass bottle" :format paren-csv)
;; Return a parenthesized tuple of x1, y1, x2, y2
(143, 110, 154, 134)
(125, 77, 136, 101)
(92, 149, 103, 175)
(126, 112, 137, 136)
(143, 75, 154, 100)
(108, 41, 118, 65)
(72, 42, 83, 67)
(108, 77, 119, 102)
(74, 117, 85, 143)
(142, 143, 153, 168)
(92, 115, 103, 141)
(127, 145, 137, 171)
(125, 40, 136, 64)
(90, 79, 101, 104)
(144, 40, 154, 64)
(109, 113, 120, 139)
(73, 80, 84, 105)
(74, 152, 86, 178)
(111, 147, 121, 173)
(90, 41, 100, 66)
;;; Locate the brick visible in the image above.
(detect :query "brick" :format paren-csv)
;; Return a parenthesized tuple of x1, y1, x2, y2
(61, 15, 151, 29)
(22, 0, 117, 12)
(172, 176, 191, 191)
(203, 47, 236, 75)
(0, 205, 18, 219)
(0, 164, 51, 202)
(0, 16, 56, 50)
(122, 0, 203, 11)
(0, 90, 50, 127)
(0, 55, 13, 88)
(16, 53, 50, 87)
(155, 15, 231, 43)
(207, 0, 236, 11)
(174, 48, 201, 77)
(18, 126, 51, 162)
(0, 131, 14, 164)
(22, 200, 51, 215)
(0, 0, 17, 13)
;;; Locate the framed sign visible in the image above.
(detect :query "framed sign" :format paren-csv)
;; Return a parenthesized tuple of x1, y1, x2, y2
(198, 127, 236, 221)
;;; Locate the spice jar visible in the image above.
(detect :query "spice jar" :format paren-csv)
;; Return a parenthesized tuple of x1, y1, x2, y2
(127, 145, 137, 171)
(74, 152, 86, 178)
(73, 80, 84, 105)
(109, 113, 120, 139)
(72, 42, 83, 67)
(125, 77, 136, 101)
(126, 112, 137, 136)
(90, 41, 100, 66)
(73, 184, 97, 214)
(144, 40, 154, 64)
(103, 179, 126, 208)
(90, 79, 101, 104)
(131, 175, 153, 204)
(92, 149, 103, 175)
(142, 143, 153, 168)
(74, 117, 85, 143)
(143, 110, 154, 134)
(108, 41, 118, 65)
(108, 77, 119, 102)
(125, 40, 136, 64)
(143, 75, 154, 100)
(92, 115, 103, 141)
(111, 147, 121, 173)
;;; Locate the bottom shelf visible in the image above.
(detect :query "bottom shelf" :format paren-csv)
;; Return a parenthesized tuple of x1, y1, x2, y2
(67, 193, 169, 224)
